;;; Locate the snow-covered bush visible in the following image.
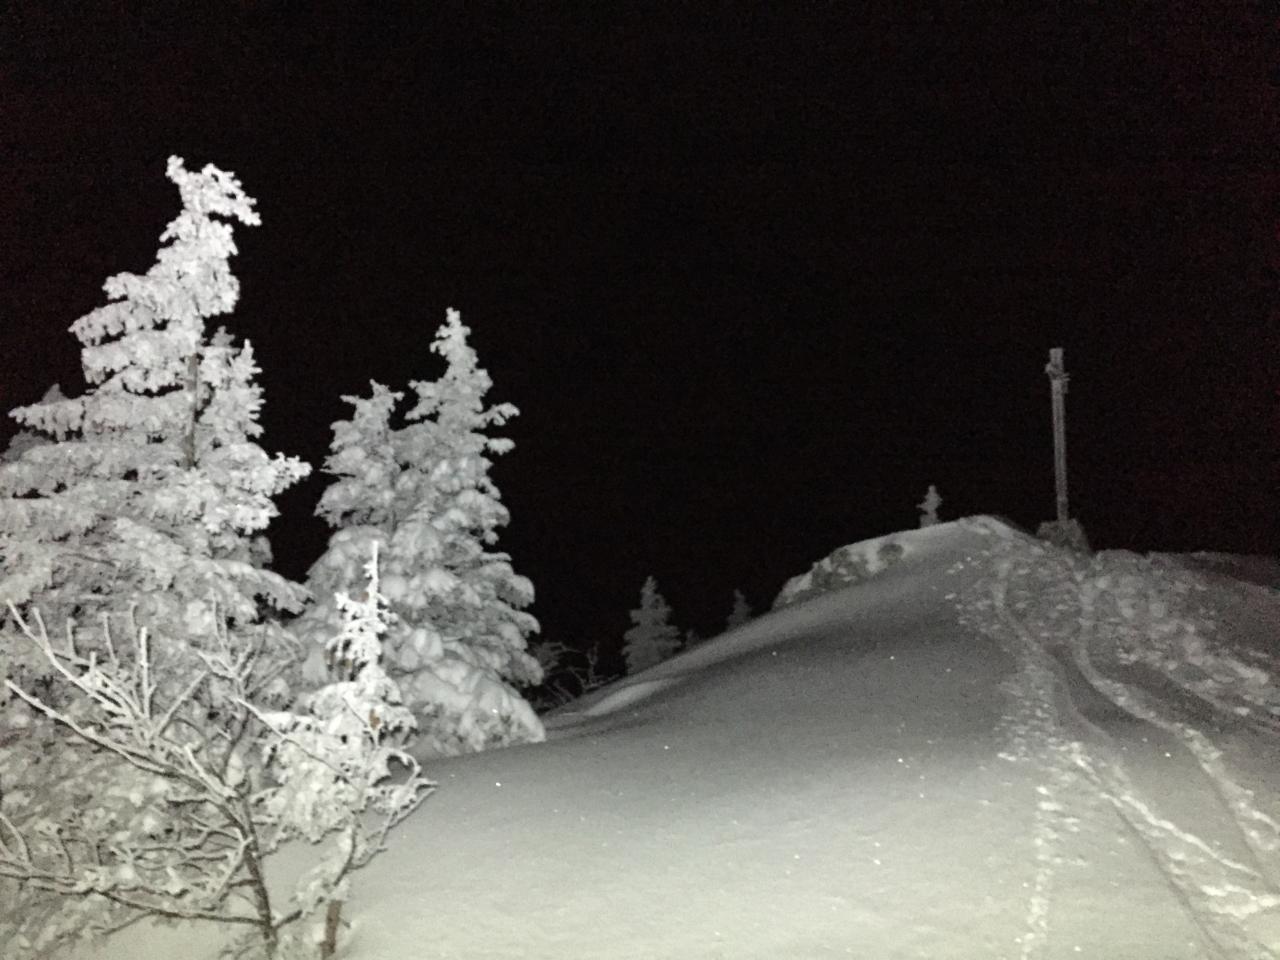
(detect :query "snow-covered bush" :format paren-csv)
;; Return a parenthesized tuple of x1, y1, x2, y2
(298, 310, 542, 756)
(773, 537, 906, 609)
(256, 544, 432, 957)
(524, 640, 612, 711)
(0, 548, 430, 959)
(623, 577, 681, 674)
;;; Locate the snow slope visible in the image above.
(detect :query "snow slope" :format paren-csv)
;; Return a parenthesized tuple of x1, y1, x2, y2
(66, 517, 1280, 959)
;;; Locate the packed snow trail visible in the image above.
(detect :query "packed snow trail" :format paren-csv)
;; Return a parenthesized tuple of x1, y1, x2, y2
(973, 560, 1082, 960)
(973, 536, 1280, 959)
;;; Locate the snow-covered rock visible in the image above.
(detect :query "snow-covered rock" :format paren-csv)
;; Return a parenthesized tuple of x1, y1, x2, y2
(772, 516, 1000, 609)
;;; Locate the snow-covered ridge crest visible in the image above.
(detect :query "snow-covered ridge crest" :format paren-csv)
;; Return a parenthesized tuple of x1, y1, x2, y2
(773, 514, 1020, 609)
(1172, 552, 1280, 592)
(553, 516, 1023, 725)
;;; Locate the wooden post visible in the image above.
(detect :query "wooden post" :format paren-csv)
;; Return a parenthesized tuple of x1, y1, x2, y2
(1045, 347, 1070, 522)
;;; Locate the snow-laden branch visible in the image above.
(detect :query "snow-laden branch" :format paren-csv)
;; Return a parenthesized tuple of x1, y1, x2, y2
(0, 549, 432, 959)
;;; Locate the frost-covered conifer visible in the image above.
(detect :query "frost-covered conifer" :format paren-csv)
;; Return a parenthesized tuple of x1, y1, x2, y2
(726, 588, 753, 630)
(0, 159, 310, 953)
(0, 157, 308, 645)
(918, 484, 942, 527)
(300, 310, 542, 756)
(623, 576, 681, 674)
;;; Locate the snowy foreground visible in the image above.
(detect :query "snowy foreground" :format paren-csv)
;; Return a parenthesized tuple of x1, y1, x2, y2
(70, 517, 1280, 959)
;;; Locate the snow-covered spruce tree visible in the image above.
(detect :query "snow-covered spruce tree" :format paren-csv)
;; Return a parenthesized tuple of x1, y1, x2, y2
(299, 310, 542, 756)
(725, 588, 753, 630)
(623, 576, 681, 674)
(0, 547, 430, 959)
(0, 158, 309, 953)
(0, 155, 308, 648)
(917, 484, 942, 527)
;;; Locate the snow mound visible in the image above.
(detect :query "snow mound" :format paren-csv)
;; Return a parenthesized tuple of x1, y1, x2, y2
(1171, 551, 1280, 591)
(550, 515, 1023, 726)
(57, 513, 1280, 960)
(772, 515, 1014, 609)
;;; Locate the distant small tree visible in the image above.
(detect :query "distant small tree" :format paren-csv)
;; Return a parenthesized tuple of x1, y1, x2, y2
(725, 588, 753, 630)
(918, 484, 942, 527)
(623, 577, 681, 674)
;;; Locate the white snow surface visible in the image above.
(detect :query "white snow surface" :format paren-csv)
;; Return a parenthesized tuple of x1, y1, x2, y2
(64, 516, 1280, 959)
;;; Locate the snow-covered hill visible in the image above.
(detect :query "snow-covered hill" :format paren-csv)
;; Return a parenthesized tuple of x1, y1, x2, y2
(70, 517, 1280, 959)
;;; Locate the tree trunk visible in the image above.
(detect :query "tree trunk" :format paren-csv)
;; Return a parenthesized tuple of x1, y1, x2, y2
(183, 351, 200, 469)
(321, 899, 343, 959)
(239, 801, 278, 958)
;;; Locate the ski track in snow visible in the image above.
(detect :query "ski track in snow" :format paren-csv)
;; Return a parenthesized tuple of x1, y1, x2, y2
(978, 540, 1280, 960)
(981, 556, 1084, 960)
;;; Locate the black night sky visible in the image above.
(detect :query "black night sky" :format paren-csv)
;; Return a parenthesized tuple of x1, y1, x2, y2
(2, 4, 1277, 659)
